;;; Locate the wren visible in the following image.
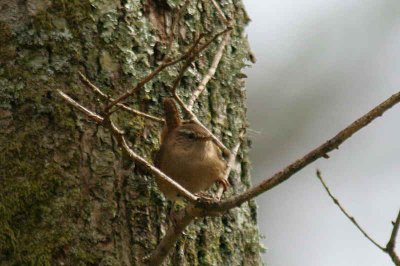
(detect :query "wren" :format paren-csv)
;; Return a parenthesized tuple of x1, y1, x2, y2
(154, 98, 228, 200)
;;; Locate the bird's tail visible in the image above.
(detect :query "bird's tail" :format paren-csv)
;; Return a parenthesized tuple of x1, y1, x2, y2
(163, 97, 181, 130)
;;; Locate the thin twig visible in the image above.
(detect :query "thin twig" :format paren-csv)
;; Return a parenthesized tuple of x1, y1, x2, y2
(210, 90, 400, 212)
(104, 28, 230, 113)
(57, 90, 198, 203)
(169, 33, 204, 93)
(103, 37, 202, 113)
(210, 0, 229, 25)
(316, 170, 386, 251)
(78, 72, 164, 123)
(57, 90, 103, 123)
(103, 57, 184, 113)
(163, 0, 191, 59)
(216, 131, 244, 199)
(187, 31, 231, 110)
(386, 210, 400, 266)
(170, 27, 232, 94)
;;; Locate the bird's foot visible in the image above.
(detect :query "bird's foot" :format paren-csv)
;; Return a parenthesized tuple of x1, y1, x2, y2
(217, 178, 229, 192)
(195, 191, 215, 201)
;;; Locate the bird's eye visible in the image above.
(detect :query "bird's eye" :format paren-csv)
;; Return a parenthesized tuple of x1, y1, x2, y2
(178, 129, 197, 140)
(186, 132, 195, 139)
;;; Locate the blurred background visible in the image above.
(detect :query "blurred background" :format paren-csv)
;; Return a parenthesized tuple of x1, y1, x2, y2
(243, 0, 400, 265)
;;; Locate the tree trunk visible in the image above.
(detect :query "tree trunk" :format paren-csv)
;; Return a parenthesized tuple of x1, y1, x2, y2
(0, 0, 262, 265)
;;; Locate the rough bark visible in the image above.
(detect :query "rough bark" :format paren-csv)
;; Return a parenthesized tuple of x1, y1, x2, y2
(0, 0, 262, 265)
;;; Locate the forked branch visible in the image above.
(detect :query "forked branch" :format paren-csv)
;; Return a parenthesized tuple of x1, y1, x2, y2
(316, 170, 385, 251)
(216, 131, 244, 199)
(387, 210, 400, 266)
(57, 90, 198, 204)
(78, 72, 164, 123)
(104, 28, 231, 112)
(316, 170, 400, 266)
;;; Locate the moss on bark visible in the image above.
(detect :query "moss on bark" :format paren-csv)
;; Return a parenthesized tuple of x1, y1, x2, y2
(0, 0, 263, 265)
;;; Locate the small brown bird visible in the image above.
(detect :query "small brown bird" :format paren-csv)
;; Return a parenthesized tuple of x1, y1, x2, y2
(154, 98, 228, 200)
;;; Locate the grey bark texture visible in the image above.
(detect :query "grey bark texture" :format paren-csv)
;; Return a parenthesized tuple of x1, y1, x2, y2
(0, 0, 263, 265)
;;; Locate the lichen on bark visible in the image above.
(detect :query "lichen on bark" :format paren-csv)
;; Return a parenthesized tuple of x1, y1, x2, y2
(0, 0, 263, 265)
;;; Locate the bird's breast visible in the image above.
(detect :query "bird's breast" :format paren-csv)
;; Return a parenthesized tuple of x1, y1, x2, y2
(160, 142, 225, 193)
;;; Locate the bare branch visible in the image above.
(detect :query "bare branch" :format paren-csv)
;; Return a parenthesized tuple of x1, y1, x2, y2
(187, 31, 231, 110)
(316, 170, 386, 251)
(57, 90, 103, 123)
(58, 90, 198, 204)
(386, 210, 400, 266)
(213, 90, 400, 211)
(78, 72, 164, 123)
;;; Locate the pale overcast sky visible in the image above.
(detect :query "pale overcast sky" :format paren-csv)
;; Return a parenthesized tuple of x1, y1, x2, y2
(243, 0, 400, 265)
